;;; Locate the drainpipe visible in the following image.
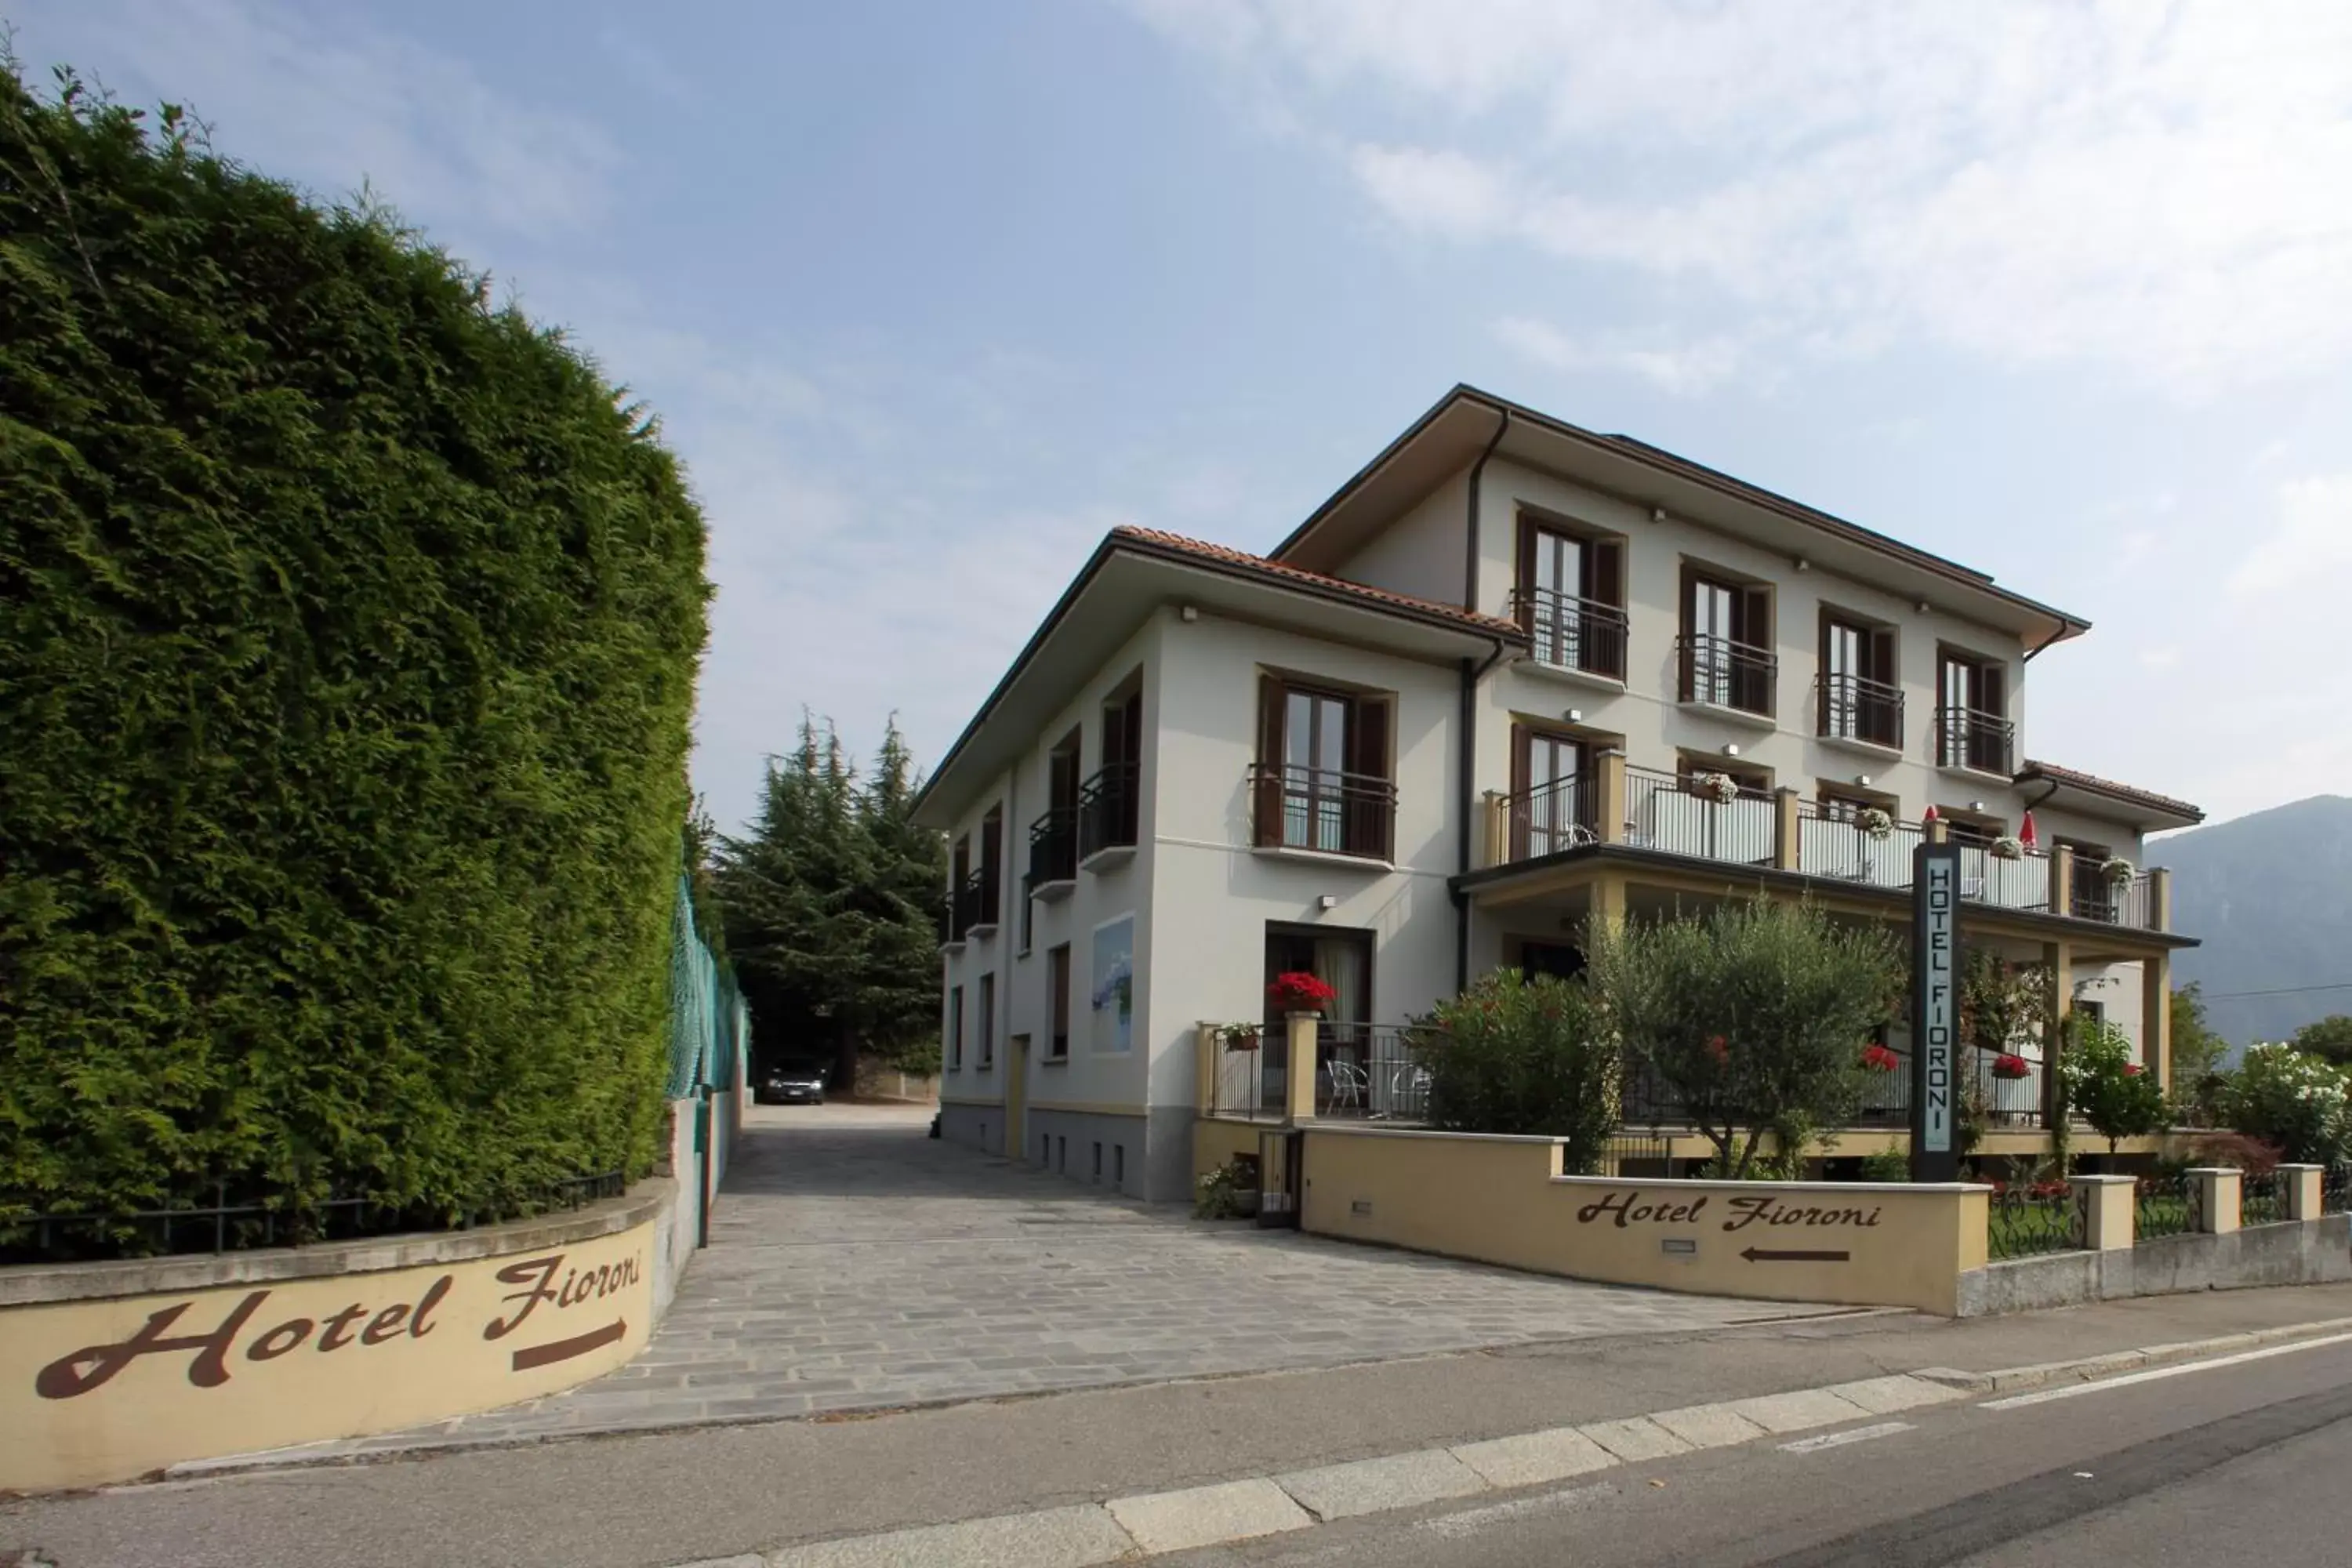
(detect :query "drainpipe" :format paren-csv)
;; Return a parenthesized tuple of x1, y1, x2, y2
(1453, 409, 1512, 996)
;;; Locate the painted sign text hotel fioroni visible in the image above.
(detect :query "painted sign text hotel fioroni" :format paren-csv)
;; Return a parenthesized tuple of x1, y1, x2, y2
(2, 1223, 653, 1489)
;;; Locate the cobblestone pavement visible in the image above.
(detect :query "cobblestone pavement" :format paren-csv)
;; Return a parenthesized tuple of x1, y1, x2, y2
(350, 1105, 1848, 1454)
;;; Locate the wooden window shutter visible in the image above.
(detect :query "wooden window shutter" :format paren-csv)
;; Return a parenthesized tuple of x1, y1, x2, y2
(1349, 696, 1391, 782)
(1980, 662, 2005, 716)
(1348, 697, 1392, 858)
(1739, 586, 1772, 649)
(1254, 675, 1283, 847)
(1869, 627, 1896, 684)
(1515, 518, 1536, 611)
(1508, 722, 1530, 798)
(1585, 539, 1624, 608)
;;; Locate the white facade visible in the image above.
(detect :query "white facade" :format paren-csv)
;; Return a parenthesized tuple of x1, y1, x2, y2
(919, 390, 2199, 1198)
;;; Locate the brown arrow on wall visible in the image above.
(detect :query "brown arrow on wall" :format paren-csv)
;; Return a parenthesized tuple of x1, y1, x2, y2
(1740, 1247, 1851, 1263)
(509, 1319, 626, 1371)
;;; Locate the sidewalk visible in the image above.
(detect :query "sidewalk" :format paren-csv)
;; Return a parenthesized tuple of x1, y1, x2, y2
(11, 1283, 2352, 1568)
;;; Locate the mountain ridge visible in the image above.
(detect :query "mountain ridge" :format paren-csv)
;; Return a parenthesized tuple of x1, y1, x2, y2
(2158, 794, 2352, 1045)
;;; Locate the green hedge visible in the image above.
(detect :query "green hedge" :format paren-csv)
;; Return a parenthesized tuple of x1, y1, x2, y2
(0, 66, 710, 1224)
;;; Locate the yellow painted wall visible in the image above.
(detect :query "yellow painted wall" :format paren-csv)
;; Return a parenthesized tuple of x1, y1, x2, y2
(1194, 1116, 1272, 1186)
(2, 1215, 656, 1492)
(1301, 1126, 1987, 1316)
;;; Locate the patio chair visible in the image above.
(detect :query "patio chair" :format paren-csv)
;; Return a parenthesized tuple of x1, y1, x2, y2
(1324, 1058, 1369, 1114)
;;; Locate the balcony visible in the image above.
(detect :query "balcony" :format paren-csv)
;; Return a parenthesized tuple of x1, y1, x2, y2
(1511, 586, 1628, 685)
(1027, 805, 1078, 899)
(1623, 764, 1776, 862)
(1936, 704, 2014, 775)
(1248, 763, 1396, 862)
(1495, 775, 1599, 862)
(1817, 672, 1904, 751)
(1076, 761, 1140, 867)
(1675, 633, 1776, 720)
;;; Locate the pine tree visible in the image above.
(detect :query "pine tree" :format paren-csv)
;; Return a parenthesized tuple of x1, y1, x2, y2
(857, 719, 949, 1072)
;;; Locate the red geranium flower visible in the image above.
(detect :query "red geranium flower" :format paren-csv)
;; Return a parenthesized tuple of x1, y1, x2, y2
(1991, 1053, 2031, 1080)
(1860, 1044, 1900, 1073)
(2124, 1064, 2144, 1076)
(1267, 971, 1337, 1012)
(1704, 1034, 1730, 1065)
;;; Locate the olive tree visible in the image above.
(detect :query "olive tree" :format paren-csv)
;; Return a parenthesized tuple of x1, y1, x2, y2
(1586, 899, 1904, 1178)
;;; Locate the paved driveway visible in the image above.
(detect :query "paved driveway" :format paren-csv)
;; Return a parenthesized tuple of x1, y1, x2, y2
(371, 1105, 1849, 1451)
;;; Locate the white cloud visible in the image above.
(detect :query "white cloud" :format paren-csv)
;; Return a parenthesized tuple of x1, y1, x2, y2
(1134, 1, 2352, 395)
(2227, 474, 2352, 600)
(1491, 316, 1745, 396)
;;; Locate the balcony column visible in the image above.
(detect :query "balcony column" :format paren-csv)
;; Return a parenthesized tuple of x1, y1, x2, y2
(2049, 844, 2074, 916)
(2147, 866, 2172, 933)
(2041, 938, 2073, 1131)
(2143, 950, 2172, 1093)
(1594, 751, 1627, 844)
(1482, 790, 1506, 869)
(1285, 1012, 1319, 1123)
(1195, 1022, 1218, 1111)
(1773, 788, 1802, 870)
(1924, 817, 1948, 846)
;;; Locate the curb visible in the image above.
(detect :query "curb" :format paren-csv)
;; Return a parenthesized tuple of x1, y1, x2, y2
(1909, 1313, 2352, 1396)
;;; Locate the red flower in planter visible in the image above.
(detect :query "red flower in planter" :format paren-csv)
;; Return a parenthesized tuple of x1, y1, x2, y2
(1267, 971, 1337, 1013)
(1704, 1034, 1731, 1066)
(1860, 1044, 1900, 1073)
(1991, 1053, 2031, 1080)
(2124, 1064, 2144, 1076)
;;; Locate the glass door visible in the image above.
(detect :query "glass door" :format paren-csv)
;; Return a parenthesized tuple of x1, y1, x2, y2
(1530, 528, 1585, 667)
(1691, 579, 1737, 705)
(1283, 689, 1348, 851)
(1521, 733, 1584, 857)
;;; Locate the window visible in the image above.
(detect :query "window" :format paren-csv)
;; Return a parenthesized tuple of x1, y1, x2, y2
(949, 834, 973, 942)
(1030, 731, 1083, 890)
(948, 985, 964, 1069)
(977, 973, 995, 1069)
(1515, 515, 1627, 677)
(1820, 612, 1900, 746)
(975, 806, 1003, 931)
(1938, 809, 2005, 848)
(2059, 837, 2114, 920)
(1817, 784, 1895, 823)
(1080, 687, 1142, 859)
(1114, 1145, 1124, 1187)
(1679, 567, 1774, 713)
(1092, 1142, 1103, 1181)
(1508, 724, 1594, 858)
(1676, 755, 1769, 797)
(1056, 1135, 1066, 1173)
(1047, 944, 1071, 1059)
(1251, 676, 1395, 858)
(1936, 650, 2012, 773)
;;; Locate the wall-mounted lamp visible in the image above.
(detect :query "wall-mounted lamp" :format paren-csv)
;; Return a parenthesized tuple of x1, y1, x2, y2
(1795, 557, 1812, 572)
(1179, 604, 1199, 622)
(1969, 800, 1986, 812)
(1722, 742, 1741, 757)
(1856, 775, 1872, 787)
(1650, 506, 1668, 524)
(1915, 600, 1931, 614)
(1565, 707, 1583, 723)
(1317, 895, 1338, 911)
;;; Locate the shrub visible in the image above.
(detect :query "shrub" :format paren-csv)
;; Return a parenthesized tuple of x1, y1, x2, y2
(1585, 898, 1903, 1179)
(2065, 1016, 2167, 1154)
(2220, 1044, 2352, 1165)
(2184, 1131, 2283, 1176)
(1, 64, 708, 1229)
(1414, 970, 1620, 1171)
(1857, 1149, 1911, 1183)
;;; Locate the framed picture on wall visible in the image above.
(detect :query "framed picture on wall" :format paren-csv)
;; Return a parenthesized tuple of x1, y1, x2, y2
(1091, 915, 1134, 1053)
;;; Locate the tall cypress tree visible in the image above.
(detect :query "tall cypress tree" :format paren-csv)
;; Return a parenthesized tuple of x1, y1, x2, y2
(858, 719, 948, 1073)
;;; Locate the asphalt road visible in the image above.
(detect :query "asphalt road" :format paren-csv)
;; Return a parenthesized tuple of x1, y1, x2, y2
(1164, 1337, 2352, 1567)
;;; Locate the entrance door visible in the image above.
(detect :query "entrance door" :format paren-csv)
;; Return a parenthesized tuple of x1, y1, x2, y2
(1004, 1034, 1028, 1160)
(1516, 731, 1585, 858)
(1264, 924, 1372, 1112)
(1519, 941, 1584, 981)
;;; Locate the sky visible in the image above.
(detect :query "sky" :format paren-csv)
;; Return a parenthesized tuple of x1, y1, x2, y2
(11, 0, 2352, 837)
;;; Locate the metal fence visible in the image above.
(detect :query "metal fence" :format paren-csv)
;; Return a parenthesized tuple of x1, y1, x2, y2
(1987, 1185, 2083, 1259)
(2327, 1166, 2352, 1216)
(2241, 1171, 2287, 1226)
(1316, 1024, 1430, 1121)
(1623, 764, 1777, 866)
(2135, 1173, 2196, 1240)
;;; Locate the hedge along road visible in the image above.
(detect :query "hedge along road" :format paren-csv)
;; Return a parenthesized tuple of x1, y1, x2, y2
(323, 1105, 1856, 1457)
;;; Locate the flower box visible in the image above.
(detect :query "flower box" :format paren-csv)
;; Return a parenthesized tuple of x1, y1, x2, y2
(1991, 1053, 2032, 1080)
(1266, 971, 1336, 1014)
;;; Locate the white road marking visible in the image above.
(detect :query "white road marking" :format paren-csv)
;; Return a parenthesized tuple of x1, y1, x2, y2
(1982, 1330, 2352, 1410)
(1414, 1483, 1617, 1540)
(1778, 1421, 1914, 1453)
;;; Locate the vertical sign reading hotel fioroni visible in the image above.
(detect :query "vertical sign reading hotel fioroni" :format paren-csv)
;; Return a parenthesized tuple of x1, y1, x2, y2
(1, 1220, 655, 1491)
(1911, 842, 1963, 1184)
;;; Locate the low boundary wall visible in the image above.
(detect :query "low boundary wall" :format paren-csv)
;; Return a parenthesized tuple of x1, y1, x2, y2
(0, 1178, 678, 1492)
(1299, 1124, 1988, 1316)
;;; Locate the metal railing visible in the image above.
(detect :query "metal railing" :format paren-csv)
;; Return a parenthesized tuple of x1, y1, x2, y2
(1028, 804, 1078, 887)
(1795, 799, 1926, 891)
(2135, 1173, 2195, 1240)
(2241, 1171, 2287, 1226)
(1077, 761, 1141, 860)
(1512, 586, 1628, 680)
(1973, 1046, 2046, 1128)
(1497, 775, 1597, 863)
(1676, 632, 1777, 715)
(1855, 1043, 1912, 1124)
(1315, 1024, 1428, 1121)
(1935, 705, 2014, 774)
(1624, 764, 1777, 866)
(1818, 671, 1904, 747)
(2325, 1166, 2352, 1216)
(1987, 1184, 2083, 1259)
(2, 1170, 626, 1265)
(1955, 840, 2053, 913)
(1248, 764, 1397, 861)
(1203, 1025, 1279, 1119)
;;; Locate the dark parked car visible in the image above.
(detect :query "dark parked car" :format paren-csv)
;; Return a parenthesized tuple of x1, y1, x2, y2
(757, 1067, 827, 1105)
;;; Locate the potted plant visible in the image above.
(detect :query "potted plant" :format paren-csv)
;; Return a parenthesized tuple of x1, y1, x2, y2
(1691, 771, 1740, 805)
(1217, 1022, 1261, 1053)
(2100, 855, 2136, 884)
(1991, 1052, 2032, 1080)
(1856, 806, 1894, 840)
(1267, 971, 1337, 1016)
(1860, 1043, 1900, 1073)
(1990, 835, 2025, 861)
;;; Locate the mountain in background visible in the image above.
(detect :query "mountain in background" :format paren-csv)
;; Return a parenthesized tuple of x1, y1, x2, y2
(2158, 795, 2352, 1049)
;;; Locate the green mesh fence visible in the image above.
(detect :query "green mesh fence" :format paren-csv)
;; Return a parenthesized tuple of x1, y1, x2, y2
(666, 874, 744, 1099)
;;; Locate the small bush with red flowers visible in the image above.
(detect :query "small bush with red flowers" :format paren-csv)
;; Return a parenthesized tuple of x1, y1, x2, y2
(1412, 970, 1619, 1168)
(2066, 1014, 2167, 1154)
(1860, 1044, 1900, 1074)
(1267, 971, 1337, 1014)
(1989, 1053, 2033, 1080)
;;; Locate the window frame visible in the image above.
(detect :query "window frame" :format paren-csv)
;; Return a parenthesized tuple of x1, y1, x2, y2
(977, 972, 995, 1069)
(1047, 943, 1072, 1060)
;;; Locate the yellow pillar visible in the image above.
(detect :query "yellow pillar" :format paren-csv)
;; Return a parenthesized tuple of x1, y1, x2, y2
(1195, 1022, 1218, 1112)
(1285, 1012, 1319, 1122)
(2148, 866, 2172, 933)
(2049, 844, 2074, 916)
(1482, 790, 1507, 868)
(2142, 951, 2172, 1093)
(2189, 1167, 2241, 1234)
(2042, 939, 2073, 1131)
(1595, 751, 1627, 844)
(1589, 871, 1628, 934)
(2072, 1174, 2136, 1250)
(1925, 817, 1949, 845)
(2280, 1163, 2325, 1221)
(1773, 787, 1802, 870)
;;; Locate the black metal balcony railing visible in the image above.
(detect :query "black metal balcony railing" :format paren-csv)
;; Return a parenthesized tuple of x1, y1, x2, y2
(1511, 586, 1628, 680)
(1501, 774, 1595, 862)
(1314, 1024, 1428, 1120)
(1249, 763, 1396, 861)
(1675, 632, 1776, 716)
(936, 895, 959, 947)
(1818, 671, 1904, 748)
(1028, 804, 1078, 887)
(947, 868, 993, 939)
(1077, 761, 1141, 861)
(1935, 704, 2014, 774)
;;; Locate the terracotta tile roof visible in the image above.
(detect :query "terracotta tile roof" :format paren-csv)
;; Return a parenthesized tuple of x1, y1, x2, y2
(1112, 525, 1526, 639)
(2017, 760, 2205, 822)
